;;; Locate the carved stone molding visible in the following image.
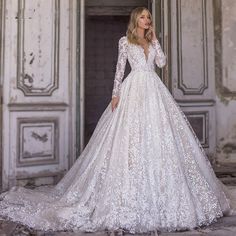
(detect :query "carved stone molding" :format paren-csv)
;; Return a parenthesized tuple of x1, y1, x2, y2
(185, 111, 209, 148)
(16, 117, 59, 167)
(176, 0, 208, 95)
(16, 0, 60, 96)
(8, 102, 68, 111)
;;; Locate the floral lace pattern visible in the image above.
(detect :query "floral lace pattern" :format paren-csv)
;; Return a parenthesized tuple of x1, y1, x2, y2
(112, 36, 166, 98)
(0, 36, 236, 234)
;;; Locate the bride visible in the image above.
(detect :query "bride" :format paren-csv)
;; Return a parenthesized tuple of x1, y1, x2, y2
(0, 6, 236, 235)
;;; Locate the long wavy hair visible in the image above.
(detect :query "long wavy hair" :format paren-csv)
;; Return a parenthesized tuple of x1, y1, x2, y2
(126, 7, 153, 45)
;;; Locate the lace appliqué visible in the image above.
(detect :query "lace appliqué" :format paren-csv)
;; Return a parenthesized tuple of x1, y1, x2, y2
(151, 39, 167, 68)
(112, 36, 128, 98)
(111, 37, 166, 99)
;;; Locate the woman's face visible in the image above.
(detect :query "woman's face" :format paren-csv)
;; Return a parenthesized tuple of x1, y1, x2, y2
(137, 10, 151, 30)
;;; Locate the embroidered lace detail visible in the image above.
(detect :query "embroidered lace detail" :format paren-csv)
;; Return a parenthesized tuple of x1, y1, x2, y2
(112, 36, 128, 98)
(151, 39, 166, 68)
(112, 36, 166, 98)
(0, 35, 235, 235)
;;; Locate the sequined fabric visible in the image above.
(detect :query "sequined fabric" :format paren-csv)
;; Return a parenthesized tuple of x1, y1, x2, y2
(0, 36, 236, 234)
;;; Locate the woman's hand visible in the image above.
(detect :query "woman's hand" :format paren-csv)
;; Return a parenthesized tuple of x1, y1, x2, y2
(111, 96, 120, 112)
(149, 26, 157, 41)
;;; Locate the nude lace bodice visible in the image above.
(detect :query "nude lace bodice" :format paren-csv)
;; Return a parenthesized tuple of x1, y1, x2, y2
(112, 36, 166, 98)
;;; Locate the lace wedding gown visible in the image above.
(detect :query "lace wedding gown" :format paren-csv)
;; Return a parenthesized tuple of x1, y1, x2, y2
(0, 36, 236, 234)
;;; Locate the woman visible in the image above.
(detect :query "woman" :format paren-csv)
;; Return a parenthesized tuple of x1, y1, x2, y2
(0, 6, 236, 235)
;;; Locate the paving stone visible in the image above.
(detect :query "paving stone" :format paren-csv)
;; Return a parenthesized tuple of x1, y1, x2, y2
(0, 220, 17, 236)
(206, 229, 236, 236)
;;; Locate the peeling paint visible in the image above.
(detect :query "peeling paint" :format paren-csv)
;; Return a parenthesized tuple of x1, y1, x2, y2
(9, 95, 17, 103)
(23, 73, 34, 88)
(222, 143, 236, 154)
(1, 0, 71, 190)
(216, 137, 236, 164)
(29, 55, 35, 65)
(31, 131, 48, 142)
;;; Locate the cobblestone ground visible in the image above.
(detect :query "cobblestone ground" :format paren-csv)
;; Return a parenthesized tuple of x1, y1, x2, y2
(1, 215, 236, 236)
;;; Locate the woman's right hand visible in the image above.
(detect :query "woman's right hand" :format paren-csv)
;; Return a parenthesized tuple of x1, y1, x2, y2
(111, 96, 119, 112)
(149, 26, 157, 41)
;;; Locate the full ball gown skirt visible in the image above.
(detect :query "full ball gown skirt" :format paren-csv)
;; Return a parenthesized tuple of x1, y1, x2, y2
(0, 36, 236, 234)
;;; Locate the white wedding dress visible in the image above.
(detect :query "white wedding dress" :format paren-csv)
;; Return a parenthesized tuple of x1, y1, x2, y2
(0, 36, 236, 234)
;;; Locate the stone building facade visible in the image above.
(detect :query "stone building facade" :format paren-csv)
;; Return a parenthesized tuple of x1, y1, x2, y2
(0, 0, 235, 190)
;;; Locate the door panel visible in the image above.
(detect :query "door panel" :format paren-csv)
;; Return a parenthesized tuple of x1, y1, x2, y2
(169, 0, 216, 161)
(2, 0, 77, 190)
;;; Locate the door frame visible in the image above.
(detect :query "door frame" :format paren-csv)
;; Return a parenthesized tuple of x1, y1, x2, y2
(77, 0, 85, 156)
(156, 0, 171, 91)
(0, 0, 5, 189)
(68, 0, 79, 167)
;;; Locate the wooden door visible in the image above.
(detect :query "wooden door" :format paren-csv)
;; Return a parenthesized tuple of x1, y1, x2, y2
(1, 0, 77, 190)
(163, 0, 217, 163)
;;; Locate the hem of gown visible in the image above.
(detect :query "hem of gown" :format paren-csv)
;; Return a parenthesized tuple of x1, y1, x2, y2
(0, 210, 224, 234)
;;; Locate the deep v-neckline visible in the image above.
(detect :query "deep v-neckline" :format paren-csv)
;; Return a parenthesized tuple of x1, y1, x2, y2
(139, 43, 151, 62)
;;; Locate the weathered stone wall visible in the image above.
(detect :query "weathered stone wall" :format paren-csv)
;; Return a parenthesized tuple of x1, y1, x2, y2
(214, 0, 236, 166)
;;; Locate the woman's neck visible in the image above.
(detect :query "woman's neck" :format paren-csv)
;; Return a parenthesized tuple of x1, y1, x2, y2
(136, 27, 145, 39)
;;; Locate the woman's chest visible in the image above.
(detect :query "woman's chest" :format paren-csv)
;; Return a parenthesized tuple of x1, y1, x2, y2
(127, 43, 156, 64)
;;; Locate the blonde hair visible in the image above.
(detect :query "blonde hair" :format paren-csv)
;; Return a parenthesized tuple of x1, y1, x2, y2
(126, 7, 153, 45)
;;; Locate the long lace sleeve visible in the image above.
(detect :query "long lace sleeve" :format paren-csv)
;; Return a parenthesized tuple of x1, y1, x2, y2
(152, 39, 166, 68)
(111, 36, 128, 98)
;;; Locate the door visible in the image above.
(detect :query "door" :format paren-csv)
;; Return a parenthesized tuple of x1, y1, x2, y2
(165, 0, 217, 163)
(78, 0, 154, 150)
(1, 0, 78, 190)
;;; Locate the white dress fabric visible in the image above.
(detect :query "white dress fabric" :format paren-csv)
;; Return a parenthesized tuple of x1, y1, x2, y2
(0, 36, 236, 234)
